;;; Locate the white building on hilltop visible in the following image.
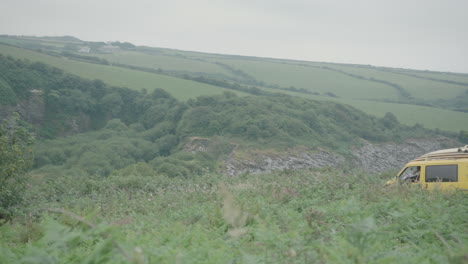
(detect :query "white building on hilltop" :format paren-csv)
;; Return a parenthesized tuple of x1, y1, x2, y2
(78, 46, 91, 53)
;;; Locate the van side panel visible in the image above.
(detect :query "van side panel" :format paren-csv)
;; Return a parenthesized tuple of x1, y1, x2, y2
(422, 161, 468, 191)
(394, 146, 468, 191)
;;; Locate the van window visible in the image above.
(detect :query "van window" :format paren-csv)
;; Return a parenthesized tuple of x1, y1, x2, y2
(399, 166, 421, 182)
(425, 165, 458, 182)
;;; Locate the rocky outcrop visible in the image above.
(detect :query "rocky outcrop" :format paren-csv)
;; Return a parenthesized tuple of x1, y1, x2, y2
(183, 137, 211, 153)
(220, 137, 459, 176)
(225, 149, 345, 176)
(350, 138, 457, 173)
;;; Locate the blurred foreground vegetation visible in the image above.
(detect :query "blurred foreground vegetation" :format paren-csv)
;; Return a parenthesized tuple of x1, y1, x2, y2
(1, 169, 467, 263)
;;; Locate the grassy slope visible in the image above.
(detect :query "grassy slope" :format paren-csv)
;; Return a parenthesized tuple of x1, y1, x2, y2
(208, 58, 398, 100)
(169, 49, 468, 100)
(2, 38, 468, 132)
(348, 100, 468, 130)
(0, 36, 67, 49)
(401, 69, 468, 84)
(0, 44, 247, 100)
(260, 87, 468, 132)
(103, 46, 465, 101)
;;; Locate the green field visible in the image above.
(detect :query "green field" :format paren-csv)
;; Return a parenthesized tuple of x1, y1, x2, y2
(399, 69, 468, 84)
(94, 45, 468, 102)
(208, 58, 398, 100)
(0, 44, 246, 100)
(259, 86, 468, 132)
(96, 50, 233, 76)
(329, 64, 466, 100)
(164, 49, 468, 101)
(345, 100, 468, 130)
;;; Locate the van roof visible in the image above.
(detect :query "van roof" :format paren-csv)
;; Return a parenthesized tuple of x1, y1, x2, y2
(411, 145, 468, 162)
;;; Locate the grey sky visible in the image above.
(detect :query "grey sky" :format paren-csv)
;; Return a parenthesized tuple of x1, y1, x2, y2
(1, 0, 467, 73)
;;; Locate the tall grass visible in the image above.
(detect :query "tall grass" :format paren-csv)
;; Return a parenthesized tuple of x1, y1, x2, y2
(1, 168, 466, 263)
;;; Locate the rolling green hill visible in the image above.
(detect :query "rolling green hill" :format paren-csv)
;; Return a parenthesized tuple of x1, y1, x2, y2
(205, 58, 399, 100)
(0, 44, 246, 100)
(328, 64, 467, 100)
(96, 50, 233, 76)
(1, 35, 467, 132)
(260, 87, 468, 131)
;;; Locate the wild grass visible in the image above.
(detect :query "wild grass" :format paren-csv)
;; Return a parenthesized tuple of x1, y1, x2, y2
(1, 168, 466, 263)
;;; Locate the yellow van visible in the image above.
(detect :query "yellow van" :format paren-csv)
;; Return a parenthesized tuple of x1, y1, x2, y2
(388, 145, 468, 191)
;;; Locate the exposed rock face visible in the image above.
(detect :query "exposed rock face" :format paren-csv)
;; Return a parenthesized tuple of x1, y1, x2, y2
(222, 137, 459, 176)
(225, 149, 345, 176)
(183, 137, 211, 153)
(350, 138, 457, 173)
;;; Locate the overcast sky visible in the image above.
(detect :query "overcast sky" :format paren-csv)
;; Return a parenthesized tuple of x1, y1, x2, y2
(1, 0, 467, 73)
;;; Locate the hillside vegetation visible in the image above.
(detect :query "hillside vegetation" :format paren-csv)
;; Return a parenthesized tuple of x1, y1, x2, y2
(1, 35, 468, 132)
(1, 56, 451, 177)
